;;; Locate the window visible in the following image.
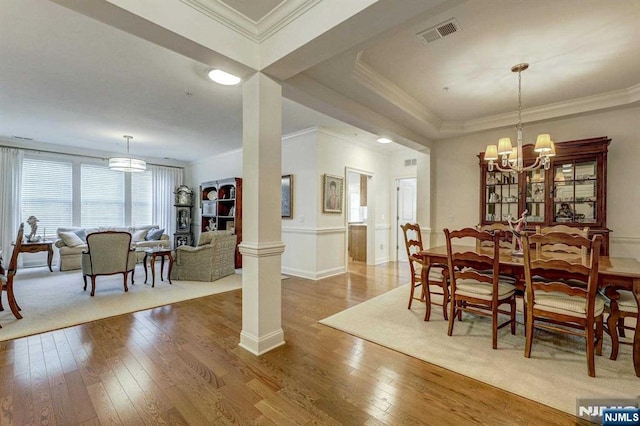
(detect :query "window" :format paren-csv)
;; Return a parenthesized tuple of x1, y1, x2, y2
(81, 164, 124, 227)
(21, 158, 73, 238)
(132, 170, 152, 226)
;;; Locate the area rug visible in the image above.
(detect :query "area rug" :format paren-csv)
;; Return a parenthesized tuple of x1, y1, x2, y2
(0, 264, 242, 342)
(319, 284, 638, 416)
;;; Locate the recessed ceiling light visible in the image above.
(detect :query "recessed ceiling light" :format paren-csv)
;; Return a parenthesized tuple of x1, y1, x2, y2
(377, 137, 392, 144)
(208, 69, 241, 86)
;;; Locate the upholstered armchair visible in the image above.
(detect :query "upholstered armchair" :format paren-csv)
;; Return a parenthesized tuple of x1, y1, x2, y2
(81, 231, 137, 296)
(171, 231, 236, 282)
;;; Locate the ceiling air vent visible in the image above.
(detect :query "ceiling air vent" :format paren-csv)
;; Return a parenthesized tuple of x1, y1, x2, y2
(417, 19, 460, 44)
(404, 159, 417, 167)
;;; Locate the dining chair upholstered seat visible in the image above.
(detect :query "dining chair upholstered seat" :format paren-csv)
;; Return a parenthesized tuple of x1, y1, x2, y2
(607, 289, 638, 361)
(81, 231, 137, 296)
(522, 232, 603, 377)
(401, 223, 449, 321)
(444, 227, 517, 349)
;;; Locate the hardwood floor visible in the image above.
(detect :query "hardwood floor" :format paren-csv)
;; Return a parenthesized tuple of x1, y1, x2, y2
(0, 262, 591, 425)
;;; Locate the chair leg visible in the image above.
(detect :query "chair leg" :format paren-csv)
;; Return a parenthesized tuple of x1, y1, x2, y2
(492, 305, 498, 349)
(608, 308, 620, 360)
(447, 297, 457, 336)
(524, 313, 534, 358)
(586, 321, 596, 377)
(595, 316, 603, 356)
(90, 276, 96, 297)
(83, 275, 88, 291)
(407, 279, 417, 309)
(510, 297, 516, 335)
(131, 269, 135, 285)
(618, 317, 627, 338)
(123, 272, 129, 293)
(423, 284, 432, 322)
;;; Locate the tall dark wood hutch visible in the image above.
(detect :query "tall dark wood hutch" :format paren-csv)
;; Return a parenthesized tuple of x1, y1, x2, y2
(200, 177, 243, 268)
(478, 136, 611, 254)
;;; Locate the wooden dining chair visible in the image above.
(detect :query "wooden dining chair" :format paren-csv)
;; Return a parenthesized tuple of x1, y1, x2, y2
(535, 225, 590, 255)
(522, 232, 603, 377)
(606, 289, 638, 361)
(0, 223, 25, 326)
(476, 223, 515, 251)
(444, 227, 517, 349)
(401, 223, 449, 321)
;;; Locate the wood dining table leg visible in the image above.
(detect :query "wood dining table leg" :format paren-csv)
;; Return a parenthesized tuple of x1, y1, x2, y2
(632, 277, 640, 377)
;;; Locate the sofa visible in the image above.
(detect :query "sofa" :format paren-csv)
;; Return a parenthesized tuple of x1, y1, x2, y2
(170, 230, 236, 282)
(55, 225, 170, 271)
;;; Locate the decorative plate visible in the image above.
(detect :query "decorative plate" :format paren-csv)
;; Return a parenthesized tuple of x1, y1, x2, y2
(207, 192, 217, 200)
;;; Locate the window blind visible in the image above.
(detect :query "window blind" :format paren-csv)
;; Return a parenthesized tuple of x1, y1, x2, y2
(132, 170, 152, 226)
(21, 158, 73, 238)
(81, 164, 124, 227)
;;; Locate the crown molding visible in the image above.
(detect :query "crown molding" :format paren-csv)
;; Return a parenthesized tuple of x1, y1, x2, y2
(179, 0, 321, 43)
(351, 52, 442, 132)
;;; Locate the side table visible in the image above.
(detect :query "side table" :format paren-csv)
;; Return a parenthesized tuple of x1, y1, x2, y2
(143, 247, 174, 287)
(17, 240, 54, 272)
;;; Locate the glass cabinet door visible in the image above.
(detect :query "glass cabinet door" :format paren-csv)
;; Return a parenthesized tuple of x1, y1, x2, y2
(485, 171, 519, 222)
(552, 160, 597, 224)
(525, 169, 545, 223)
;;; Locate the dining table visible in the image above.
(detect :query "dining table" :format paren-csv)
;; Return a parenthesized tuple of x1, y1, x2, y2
(418, 244, 640, 377)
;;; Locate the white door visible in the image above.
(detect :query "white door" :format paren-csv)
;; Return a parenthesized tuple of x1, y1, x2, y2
(397, 178, 417, 262)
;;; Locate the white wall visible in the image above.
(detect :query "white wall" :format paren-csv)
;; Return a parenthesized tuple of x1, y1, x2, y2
(187, 126, 417, 279)
(431, 106, 640, 259)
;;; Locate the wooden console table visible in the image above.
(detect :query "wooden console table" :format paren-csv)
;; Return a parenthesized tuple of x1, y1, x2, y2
(17, 240, 54, 272)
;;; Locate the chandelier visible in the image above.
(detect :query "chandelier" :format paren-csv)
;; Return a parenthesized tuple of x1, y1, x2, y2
(484, 63, 555, 173)
(109, 135, 146, 172)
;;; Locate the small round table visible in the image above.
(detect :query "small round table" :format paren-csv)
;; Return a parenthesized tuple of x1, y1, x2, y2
(143, 247, 174, 287)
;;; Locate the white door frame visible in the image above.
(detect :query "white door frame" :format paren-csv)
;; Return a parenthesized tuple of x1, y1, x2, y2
(395, 176, 417, 262)
(345, 167, 374, 266)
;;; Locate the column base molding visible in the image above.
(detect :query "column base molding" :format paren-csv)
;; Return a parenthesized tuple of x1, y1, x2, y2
(238, 241, 285, 257)
(239, 329, 285, 356)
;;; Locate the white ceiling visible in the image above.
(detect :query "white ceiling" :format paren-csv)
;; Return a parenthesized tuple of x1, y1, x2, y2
(1, 0, 639, 164)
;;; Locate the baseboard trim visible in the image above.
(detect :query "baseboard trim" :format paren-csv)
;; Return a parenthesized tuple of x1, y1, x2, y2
(239, 329, 285, 356)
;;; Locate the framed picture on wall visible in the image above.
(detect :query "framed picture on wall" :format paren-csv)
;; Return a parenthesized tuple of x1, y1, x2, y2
(322, 174, 344, 214)
(282, 174, 293, 218)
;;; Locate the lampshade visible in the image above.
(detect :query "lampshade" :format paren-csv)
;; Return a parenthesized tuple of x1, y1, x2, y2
(109, 135, 146, 172)
(534, 133, 553, 153)
(497, 137, 513, 155)
(548, 140, 556, 157)
(484, 144, 498, 161)
(109, 157, 147, 172)
(508, 147, 518, 163)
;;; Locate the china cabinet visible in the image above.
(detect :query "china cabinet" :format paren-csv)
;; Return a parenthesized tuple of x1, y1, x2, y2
(200, 177, 242, 267)
(478, 136, 611, 254)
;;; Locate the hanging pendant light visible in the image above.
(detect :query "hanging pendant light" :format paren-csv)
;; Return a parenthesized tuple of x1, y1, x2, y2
(109, 135, 146, 172)
(483, 63, 555, 173)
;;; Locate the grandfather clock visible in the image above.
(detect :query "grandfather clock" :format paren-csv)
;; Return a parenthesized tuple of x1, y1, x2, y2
(174, 184, 193, 247)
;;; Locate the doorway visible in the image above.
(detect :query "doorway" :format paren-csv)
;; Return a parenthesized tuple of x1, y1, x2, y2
(346, 169, 373, 266)
(396, 177, 417, 262)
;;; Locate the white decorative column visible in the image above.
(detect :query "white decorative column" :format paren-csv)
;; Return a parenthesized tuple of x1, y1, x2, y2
(238, 72, 286, 355)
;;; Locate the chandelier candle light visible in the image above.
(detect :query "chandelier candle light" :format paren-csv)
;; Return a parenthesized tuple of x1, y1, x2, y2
(484, 63, 555, 173)
(109, 135, 146, 172)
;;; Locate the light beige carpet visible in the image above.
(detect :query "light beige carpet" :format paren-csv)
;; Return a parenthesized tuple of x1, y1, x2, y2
(319, 284, 638, 416)
(0, 264, 242, 342)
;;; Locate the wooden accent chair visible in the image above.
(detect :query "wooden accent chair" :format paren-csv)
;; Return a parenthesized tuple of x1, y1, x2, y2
(400, 223, 449, 321)
(522, 232, 603, 377)
(81, 231, 137, 296)
(606, 289, 638, 361)
(444, 227, 517, 349)
(0, 223, 25, 326)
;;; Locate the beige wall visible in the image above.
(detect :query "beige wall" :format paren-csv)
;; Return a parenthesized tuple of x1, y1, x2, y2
(430, 106, 640, 258)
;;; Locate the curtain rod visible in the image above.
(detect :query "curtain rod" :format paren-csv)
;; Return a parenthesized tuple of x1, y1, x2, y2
(0, 143, 184, 170)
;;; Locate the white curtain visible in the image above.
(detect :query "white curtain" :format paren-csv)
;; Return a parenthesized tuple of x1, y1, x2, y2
(151, 165, 182, 240)
(0, 147, 24, 263)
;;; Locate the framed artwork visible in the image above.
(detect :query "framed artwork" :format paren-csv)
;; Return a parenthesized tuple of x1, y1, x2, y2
(176, 206, 191, 231)
(281, 174, 293, 218)
(322, 174, 344, 214)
